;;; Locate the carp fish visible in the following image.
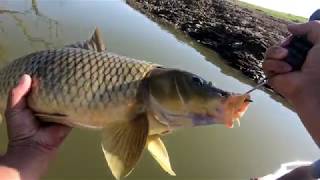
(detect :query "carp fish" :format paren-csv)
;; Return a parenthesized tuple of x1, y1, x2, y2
(0, 28, 250, 179)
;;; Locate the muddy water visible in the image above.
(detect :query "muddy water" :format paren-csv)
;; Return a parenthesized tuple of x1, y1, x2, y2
(0, 1, 319, 179)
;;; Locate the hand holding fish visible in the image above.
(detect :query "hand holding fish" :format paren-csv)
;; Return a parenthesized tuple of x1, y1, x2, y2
(0, 74, 71, 180)
(263, 21, 320, 147)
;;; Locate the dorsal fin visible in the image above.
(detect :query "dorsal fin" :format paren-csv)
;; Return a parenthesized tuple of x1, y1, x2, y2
(66, 28, 106, 52)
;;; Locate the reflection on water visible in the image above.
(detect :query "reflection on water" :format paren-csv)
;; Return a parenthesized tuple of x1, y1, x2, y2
(0, 44, 6, 60)
(0, 1, 319, 180)
(0, 0, 59, 48)
(10, 14, 54, 48)
(0, 0, 59, 56)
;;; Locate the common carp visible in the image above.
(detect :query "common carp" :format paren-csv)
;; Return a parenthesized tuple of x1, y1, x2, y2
(0, 28, 250, 179)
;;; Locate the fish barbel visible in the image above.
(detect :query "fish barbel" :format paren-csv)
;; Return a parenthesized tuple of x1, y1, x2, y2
(0, 28, 250, 179)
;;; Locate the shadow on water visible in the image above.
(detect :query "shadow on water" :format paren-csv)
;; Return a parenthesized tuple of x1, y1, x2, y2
(0, 0, 60, 49)
(128, 7, 293, 110)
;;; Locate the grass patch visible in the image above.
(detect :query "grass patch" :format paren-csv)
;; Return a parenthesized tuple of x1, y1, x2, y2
(234, 0, 307, 23)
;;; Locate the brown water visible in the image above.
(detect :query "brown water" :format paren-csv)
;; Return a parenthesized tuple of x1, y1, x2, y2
(0, 1, 319, 179)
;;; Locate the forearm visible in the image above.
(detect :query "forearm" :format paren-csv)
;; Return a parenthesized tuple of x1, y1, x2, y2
(0, 145, 55, 180)
(292, 96, 320, 147)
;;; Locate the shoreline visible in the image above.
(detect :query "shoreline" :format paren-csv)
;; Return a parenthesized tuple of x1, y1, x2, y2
(126, 0, 291, 83)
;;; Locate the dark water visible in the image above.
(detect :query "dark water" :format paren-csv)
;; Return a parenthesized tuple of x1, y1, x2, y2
(0, 1, 319, 179)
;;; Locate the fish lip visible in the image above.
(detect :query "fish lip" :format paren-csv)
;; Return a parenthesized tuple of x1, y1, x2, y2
(244, 98, 253, 103)
(220, 94, 251, 128)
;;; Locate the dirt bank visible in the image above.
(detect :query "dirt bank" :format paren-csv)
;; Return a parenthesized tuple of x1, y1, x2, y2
(126, 0, 291, 82)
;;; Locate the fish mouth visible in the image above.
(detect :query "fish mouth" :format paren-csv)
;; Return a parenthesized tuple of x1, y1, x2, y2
(190, 94, 251, 127)
(218, 94, 251, 128)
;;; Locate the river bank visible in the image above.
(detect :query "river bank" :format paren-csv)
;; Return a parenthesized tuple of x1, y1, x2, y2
(126, 0, 292, 82)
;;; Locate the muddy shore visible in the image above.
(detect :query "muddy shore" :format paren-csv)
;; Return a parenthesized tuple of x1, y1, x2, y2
(126, 0, 291, 83)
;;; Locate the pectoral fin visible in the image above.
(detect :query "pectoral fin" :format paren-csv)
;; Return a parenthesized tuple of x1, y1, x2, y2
(66, 28, 106, 52)
(147, 135, 176, 176)
(101, 114, 149, 179)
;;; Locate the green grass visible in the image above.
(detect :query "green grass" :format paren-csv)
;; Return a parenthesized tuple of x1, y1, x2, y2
(234, 0, 307, 23)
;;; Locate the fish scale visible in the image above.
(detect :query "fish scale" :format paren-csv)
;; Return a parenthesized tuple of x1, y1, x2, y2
(0, 47, 157, 125)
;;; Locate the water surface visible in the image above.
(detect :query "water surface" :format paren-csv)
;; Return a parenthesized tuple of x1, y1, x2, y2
(0, 1, 319, 179)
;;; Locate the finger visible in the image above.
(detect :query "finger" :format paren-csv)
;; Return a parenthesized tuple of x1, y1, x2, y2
(39, 124, 72, 150)
(304, 44, 320, 68)
(45, 124, 72, 140)
(264, 46, 288, 60)
(288, 21, 320, 44)
(7, 74, 32, 110)
(5, 75, 36, 141)
(280, 35, 293, 47)
(268, 72, 300, 98)
(262, 59, 292, 75)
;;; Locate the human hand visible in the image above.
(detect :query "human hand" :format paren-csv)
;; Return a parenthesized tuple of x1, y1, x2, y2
(263, 21, 320, 146)
(263, 21, 320, 105)
(0, 74, 71, 180)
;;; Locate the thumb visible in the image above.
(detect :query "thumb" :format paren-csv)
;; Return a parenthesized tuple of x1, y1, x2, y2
(5, 75, 37, 142)
(7, 74, 32, 111)
(268, 72, 301, 99)
(288, 21, 320, 44)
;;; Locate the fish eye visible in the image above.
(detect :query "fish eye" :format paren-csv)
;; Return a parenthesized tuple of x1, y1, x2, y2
(192, 76, 206, 87)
